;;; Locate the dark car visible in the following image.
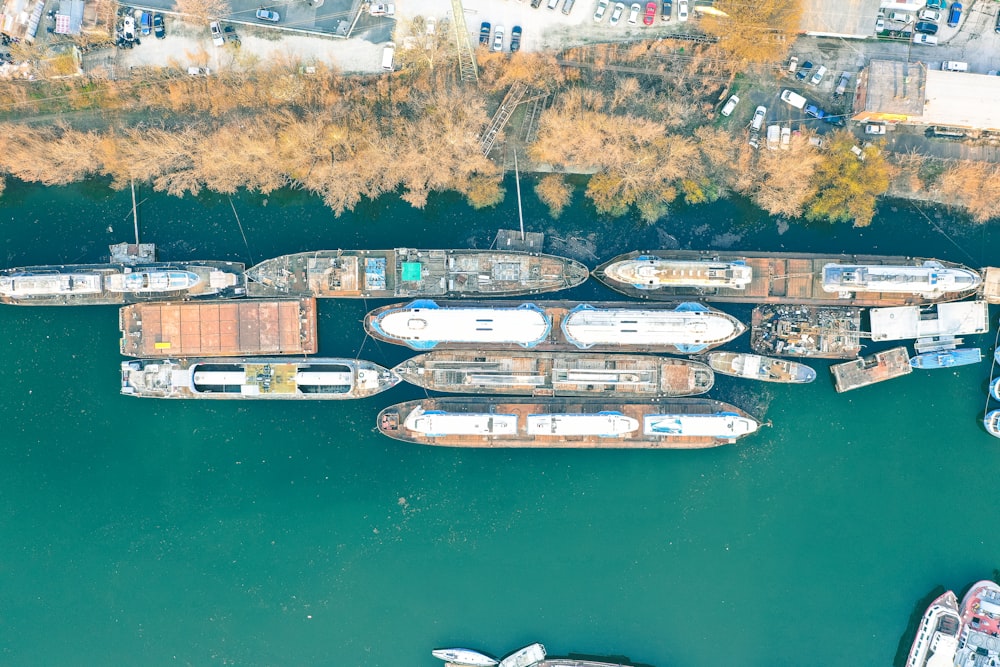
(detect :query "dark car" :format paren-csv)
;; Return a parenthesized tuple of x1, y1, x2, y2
(479, 21, 490, 46)
(947, 2, 961, 26)
(661, 0, 671, 20)
(996, 11, 1000, 33)
(153, 13, 165, 39)
(804, 104, 826, 119)
(510, 25, 522, 52)
(796, 60, 813, 81)
(531, 0, 543, 7)
(823, 114, 845, 127)
(914, 21, 938, 34)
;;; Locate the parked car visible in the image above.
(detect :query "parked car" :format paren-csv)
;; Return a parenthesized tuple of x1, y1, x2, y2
(677, 0, 688, 21)
(865, 124, 887, 135)
(531, 0, 544, 8)
(917, 9, 940, 21)
(835, 71, 850, 95)
(610, 2, 626, 24)
(140, 11, 151, 35)
(256, 8, 280, 21)
(661, 0, 671, 20)
(479, 21, 491, 45)
(750, 105, 766, 131)
(748, 130, 760, 149)
(913, 33, 938, 45)
(887, 11, 912, 23)
(925, 0, 946, 9)
(122, 15, 136, 41)
(780, 127, 791, 150)
(947, 2, 961, 26)
(996, 10, 1000, 33)
(643, 1, 656, 24)
(823, 114, 845, 127)
(720, 94, 739, 117)
(562, 0, 576, 15)
(491, 25, 505, 51)
(804, 104, 826, 119)
(594, 0, 610, 20)
(766, 124, 780, 150)
(809, 65, 827, 86)
(510, 25, 522, 52)
(788, 56, 798, 73)
(796, 60, 813, 80)
(780, 89, 807, 109)
(875, 16, 885, 32)
(210, 20, 224, 46)
(914, 21, 938, 34)
(627, 3, 640, 24)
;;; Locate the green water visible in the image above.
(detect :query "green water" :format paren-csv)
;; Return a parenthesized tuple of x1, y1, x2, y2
(1, 179, 999, 667)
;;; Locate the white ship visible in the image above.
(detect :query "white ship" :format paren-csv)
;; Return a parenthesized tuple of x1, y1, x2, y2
(561, 303, 744, 353)
(955, 580, 1000, 667)
(906, 590, 961, 667)
(600, 256, 753, 291)
(431, 648, 499, 666)
(499, 643, 547, 667)
(105, 270, 200, 293)
(822, 261, 982, 298)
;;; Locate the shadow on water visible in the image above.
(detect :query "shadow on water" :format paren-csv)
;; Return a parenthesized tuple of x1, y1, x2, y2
(563, 653, 655, 667)
(893, 585, 948, 667)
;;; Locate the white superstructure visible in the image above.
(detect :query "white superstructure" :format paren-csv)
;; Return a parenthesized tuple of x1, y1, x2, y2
(906, 591, 960, 667)
(822, 261, 981, 297)
(643, 413, 758, 437)
(499, 644, 546, 667)
(603, 257, 753, 290)
(374, 304, 550, 348)
(0, 273, 103, 296)
(431, 648, 499, 666)
(562, 305, 743, 351)
(526, 413, 639, 437)
(105, 270, 200, 293)
(404, 408, 519, 436)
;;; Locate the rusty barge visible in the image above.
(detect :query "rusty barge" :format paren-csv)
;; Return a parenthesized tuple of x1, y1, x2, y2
(594, 250, 981, 306)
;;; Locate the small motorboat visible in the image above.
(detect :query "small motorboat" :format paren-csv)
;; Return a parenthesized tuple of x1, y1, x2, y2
(431, 648, 498, 666)
(991, 377, 1000, 402)
(985, 410, 1000, 438)
(909, 348, 982, 370)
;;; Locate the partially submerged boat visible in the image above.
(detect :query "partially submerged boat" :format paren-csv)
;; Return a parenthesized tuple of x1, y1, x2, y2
(121, 358, 400, 399)
(905, 590, 961, 667)
(431, 648, 498, 666)
(909, 348, 982, 370)
(246, 249, 589, 298)
(954, 580, 1000, 667)
(377, 398, 760, 449)
(707, 352, 816, 383)
(365, 300, 746, 354)
(394, 351, 714, 397)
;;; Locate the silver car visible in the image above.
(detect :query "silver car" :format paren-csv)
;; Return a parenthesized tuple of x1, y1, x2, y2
(491, 25, 505, 51)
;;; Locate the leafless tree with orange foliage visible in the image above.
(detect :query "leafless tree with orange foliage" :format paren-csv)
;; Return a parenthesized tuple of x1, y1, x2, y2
(535, 174, 573, 218)
(174, 0, 230, 23)
(937, 161, 1000, 223)
(700, 0, 803, 65)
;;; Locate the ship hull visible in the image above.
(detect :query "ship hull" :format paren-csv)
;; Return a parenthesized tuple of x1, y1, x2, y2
(906, 590, 960, 667)
(121, 358, 400, 399)
(0, 261, 246, 305)
(707, 352, 816, 383)
(246, 249, 589, 299)
(394, 351, 714, 397)
(377, 398, 760, 449)
(594, 250, 981, 306)
(909, 348, 982, 369)
(365, 300, 746, 354)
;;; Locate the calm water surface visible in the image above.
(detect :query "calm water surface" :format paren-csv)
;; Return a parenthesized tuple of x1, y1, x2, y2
(0, 179, 998, 666)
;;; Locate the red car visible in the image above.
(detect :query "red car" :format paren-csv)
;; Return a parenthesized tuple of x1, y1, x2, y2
(643, 1, 656, 24)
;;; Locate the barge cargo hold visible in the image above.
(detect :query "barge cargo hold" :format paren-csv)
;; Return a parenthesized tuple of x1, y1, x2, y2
(377, 398, 760, 449)
(245, 249, 589, 298)
(394, 351, 714, 397)
(594, 250, 981, 306)
(831, 347, 912, 392)
(707, 352, 816, 383)
(119, 298, 318, 358)
(751, 305, 862, 359)
(365, 300, 746, 354)
(121, 357, 399, 399)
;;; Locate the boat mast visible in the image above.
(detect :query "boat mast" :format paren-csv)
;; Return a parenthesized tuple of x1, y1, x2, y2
(514, 152, 524, 241)
(130, 180, 139, 245)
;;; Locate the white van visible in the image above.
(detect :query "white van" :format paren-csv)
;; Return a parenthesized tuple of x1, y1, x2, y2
(381, 43, 395, 71)
(780, 89, 807, 110)
(943, 61, 969, 72)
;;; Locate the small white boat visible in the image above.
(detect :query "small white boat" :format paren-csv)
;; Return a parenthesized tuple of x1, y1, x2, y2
(707, 351, 816, 383)
(432, 648, 499, 666)
(985, 410, 1000, 438)
(990, 377, 1000, 402)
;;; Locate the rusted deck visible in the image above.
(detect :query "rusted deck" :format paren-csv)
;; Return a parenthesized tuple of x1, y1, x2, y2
(831, 347, 912, 393)
(119, 298, 317, 357)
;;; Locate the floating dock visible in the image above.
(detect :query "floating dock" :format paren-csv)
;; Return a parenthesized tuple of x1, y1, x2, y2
(870, 301, 989, 341)
(594, 250, 981, 306)
(377, 398, 760, 449)
(751, 305, 862, 359)
(394, 351, 715, 397)
(365, 300, 746, 354)
(831, 347, 912, 392)
(246, 249, 589, 298)
(119, 298, 317, 358)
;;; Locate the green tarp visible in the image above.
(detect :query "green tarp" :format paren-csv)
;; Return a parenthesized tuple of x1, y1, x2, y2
(401, 262, 422, 282)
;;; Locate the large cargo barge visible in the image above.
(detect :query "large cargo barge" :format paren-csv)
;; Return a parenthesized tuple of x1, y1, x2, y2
(394, 351, 714, 397)
(377, 398, 760, 449)
(0, 243, 246, 306)
(119, 298, 318, 358)
(246, 249, 589, 298)
(365, 300, 746, 354)
(594, 250, 981, 306)
(121, 357, 399, 399)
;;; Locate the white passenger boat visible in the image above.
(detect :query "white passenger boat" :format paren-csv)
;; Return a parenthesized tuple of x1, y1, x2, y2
(105, 270, 200, 292)
(822, 261, 981, 298)
(600, 255, 752, 291)
(905, 590, 960, 667)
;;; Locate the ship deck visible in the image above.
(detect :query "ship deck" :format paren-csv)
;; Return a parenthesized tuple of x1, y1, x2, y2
(831, 347, 912, 392)
(119, 298, 317, 357)
(594, 250, 979, 306)
(751, 305, 862, 359)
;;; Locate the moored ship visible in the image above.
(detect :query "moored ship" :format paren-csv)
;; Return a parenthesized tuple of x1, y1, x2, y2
(431, 648, 499, 666)
(751, 305, 862, 359)
(0, 243, 246, 306)
(954, 580, 1000, 667)
(121, 357, 399, 399)
(394, 351, 714, 397)
(245, 249, 589, 298)
(594, 250, 981, 306)
(906, 590, 961, 667)
(707, 352, 816, 383)
(365, 300, 745, 354)
(909, 348, 982, 370)
(377, 398, 760, 449)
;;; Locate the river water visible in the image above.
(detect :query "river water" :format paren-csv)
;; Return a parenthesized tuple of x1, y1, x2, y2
(1, 178, 998, 666)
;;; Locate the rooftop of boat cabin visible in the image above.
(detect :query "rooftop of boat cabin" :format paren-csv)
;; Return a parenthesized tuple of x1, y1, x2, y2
(870, 301, 989, 341)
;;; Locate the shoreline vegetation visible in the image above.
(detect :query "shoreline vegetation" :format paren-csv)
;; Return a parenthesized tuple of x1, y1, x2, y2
(1, 16, 999, 225)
